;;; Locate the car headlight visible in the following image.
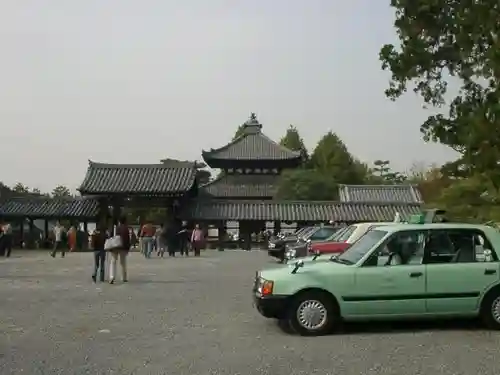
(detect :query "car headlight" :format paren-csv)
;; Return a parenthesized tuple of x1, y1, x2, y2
(255, 278, 274, 296)
(286, 249, 297, 259)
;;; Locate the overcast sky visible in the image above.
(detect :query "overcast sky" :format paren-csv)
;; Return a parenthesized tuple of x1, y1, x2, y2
(0, 0, 457, 194)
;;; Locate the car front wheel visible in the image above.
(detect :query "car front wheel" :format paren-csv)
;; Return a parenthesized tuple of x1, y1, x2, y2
(287, 291, 338, 336)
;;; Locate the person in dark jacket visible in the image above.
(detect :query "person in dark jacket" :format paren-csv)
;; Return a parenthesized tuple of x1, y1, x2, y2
(178, 222, 190, 256)
(91, 223, 107, 282)
(166, 221, 179, 257)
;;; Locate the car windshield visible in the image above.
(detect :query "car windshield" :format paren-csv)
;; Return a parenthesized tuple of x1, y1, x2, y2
(334, 229, 388, 265)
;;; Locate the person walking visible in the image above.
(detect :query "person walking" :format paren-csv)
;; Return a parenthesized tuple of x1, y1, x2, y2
(178, 222, 190, 256)
(68, 225, 77, 252)
(2, 222, 13, 257)
(91, 223, 107, 282)
(140, 221, 154, 258)
(50, 222, 67, 258)
(191, 224, 204, 257)
(109, 217, 130, 284)
(156, 224, 167, 257)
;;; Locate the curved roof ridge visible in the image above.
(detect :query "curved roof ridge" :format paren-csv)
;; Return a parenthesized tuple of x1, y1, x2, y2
(87, 161, 195, 169)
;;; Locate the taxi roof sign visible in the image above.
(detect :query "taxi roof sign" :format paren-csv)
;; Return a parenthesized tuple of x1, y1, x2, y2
(409, 214, 425, 224)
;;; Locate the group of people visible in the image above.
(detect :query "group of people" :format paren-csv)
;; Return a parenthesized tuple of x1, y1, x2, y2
(90, 217, 130, 284)
(89, 219, 206, 284)
(137, 221, 205, 258)
(0, 218, 206, 284)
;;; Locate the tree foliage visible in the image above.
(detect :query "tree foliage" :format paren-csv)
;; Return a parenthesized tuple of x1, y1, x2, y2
(12, 182, 29, 194)
(275, 169, 338, 201)
(372, 160, 407, 183)
(309, 131, 366, 184)
(380, 0, 500, 186)
(232, 124, 245, 141)
(279, 125, 309, 161)
(52, 185, 71, 198)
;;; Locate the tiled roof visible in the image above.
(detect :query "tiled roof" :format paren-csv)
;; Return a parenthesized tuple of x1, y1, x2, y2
(0, 197, 99, 219)
(200, 173, 279, 198)
(338, 184, 423, 203)
(78, 161, 197, 195)
(182, 199, 422, 222)
(201, 114, 301, 165)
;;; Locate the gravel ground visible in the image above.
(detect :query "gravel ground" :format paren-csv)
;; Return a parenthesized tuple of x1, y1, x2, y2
(1, 250, 500, 375)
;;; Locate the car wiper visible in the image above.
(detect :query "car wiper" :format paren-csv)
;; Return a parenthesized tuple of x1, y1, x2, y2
(330, 257, 353, 265)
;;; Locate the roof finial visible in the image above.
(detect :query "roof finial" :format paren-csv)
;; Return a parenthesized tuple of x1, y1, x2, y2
(243, 112, 262, 134)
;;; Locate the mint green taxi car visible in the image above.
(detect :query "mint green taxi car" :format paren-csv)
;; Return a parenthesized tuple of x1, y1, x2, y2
(253, 223, 500, 336)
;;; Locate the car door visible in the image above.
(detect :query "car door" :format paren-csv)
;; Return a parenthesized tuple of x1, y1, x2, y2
(343, 230, 427, 317)
(424, 229, 500, 314)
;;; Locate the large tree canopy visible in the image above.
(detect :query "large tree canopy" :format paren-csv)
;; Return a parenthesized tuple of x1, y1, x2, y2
(380, 0, 500, 186)
(52, 185, 71, 198)
(279, 125, 309, 161)
(274, 169, 338, 201)
(310, 131, 365, 184)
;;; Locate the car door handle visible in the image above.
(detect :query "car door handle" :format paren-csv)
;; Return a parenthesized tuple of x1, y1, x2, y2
(409, 272, 423, 278)
(485, 269, 497, 275)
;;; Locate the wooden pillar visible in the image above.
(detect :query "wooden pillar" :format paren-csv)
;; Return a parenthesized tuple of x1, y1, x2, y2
(83, 221, 88, 233)
(112, 205, 121, 235)
(19, 219, 24, 248)
(273, 221, 281, 236)
(27, 219, 35, 249)
(44, 219, 49, 240)
(217, 221, 226, 251)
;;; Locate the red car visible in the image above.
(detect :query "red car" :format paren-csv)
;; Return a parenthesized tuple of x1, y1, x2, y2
(308, 222, 396, 255)
(307, 226, 355, 255)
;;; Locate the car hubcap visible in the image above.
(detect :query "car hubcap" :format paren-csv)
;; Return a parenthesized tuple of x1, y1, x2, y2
(297, 299, 327, 330)
(491, 296, 500, 323)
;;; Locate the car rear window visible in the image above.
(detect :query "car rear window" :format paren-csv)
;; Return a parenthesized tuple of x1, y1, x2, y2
(328, 227, 348, 241)
(337, 225, 356, 242)
(309, 227, 338, 240)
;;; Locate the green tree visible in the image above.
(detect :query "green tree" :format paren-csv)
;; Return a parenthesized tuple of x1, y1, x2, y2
(275, 169, 338, 201)
(372, 160, 391, 179)
(279, 125, 309, 161)
(52, 185, 71, 198)
(380, 0, 500, 188)
(309, 131, 364, 184)
(232, 124, 246, 141)
(12, 182, 29, 194)
(371, 160, 407, 184)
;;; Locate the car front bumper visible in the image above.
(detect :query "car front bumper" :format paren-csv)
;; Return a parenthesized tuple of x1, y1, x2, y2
(253, 294, 288, 319)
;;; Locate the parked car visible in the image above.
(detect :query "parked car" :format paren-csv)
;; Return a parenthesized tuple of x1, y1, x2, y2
(253, 221, 500, 336)
(285, 226, 347, 260)
(268, 226, 316, 261)
(308, 222, 397, 257)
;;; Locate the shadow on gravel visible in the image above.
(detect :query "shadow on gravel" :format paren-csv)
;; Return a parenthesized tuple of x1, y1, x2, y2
(339, 318, 485, 335)
(272, 318, 487, 336)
